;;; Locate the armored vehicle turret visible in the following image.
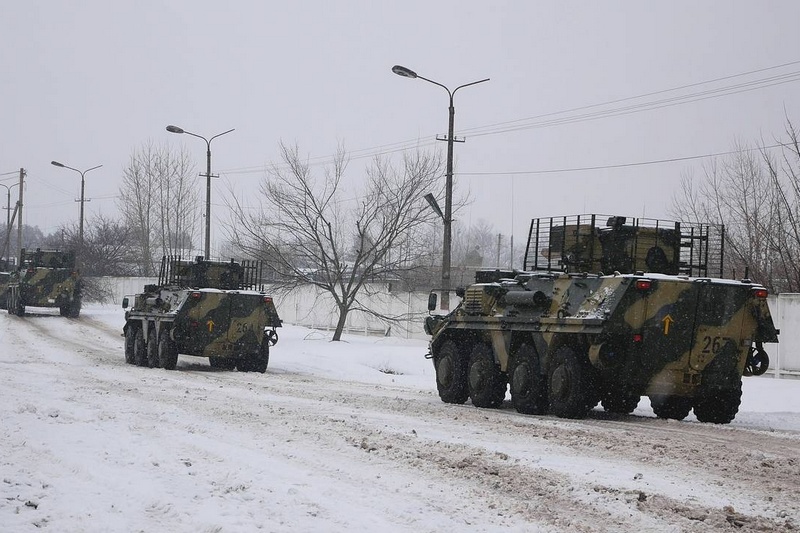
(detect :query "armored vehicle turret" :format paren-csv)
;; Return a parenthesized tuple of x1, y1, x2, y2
(123, 256, 282, 372)
(425, 214, 778, 424)
(3, 248, 82, 317)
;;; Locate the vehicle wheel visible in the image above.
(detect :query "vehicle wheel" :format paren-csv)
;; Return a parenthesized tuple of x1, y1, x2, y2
(649, 395, 693, 420)
(601, 391, 640, 414)
(124, 325, 137, 364)
(548, 345, 592, 419)
(693, 381, 742, 424)
(11, 290, 24, 316)
(133, 328, 147, 367)
(467, 344, 506, 408)
(66, 298, 81, 318)
(157, 328, 179, 370)
(146, 326, 160, 368)
(236, 357, 253, 372)
(249, 341, 270, 374)
(209, 357, 237, 370)
(434, 341, 469, 404)
(508, 343, 547, 415)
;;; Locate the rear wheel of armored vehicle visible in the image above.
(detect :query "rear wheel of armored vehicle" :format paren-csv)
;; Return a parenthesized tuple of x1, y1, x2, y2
(467, 344, 506, 408)
(157, 328, 179, 370)
(133, 328, 148, 367)
(146, 326, 160, 368)
(508, 343, 548, 415)
(434, 341, 469, 404)
(60, 298, 81, 318)
(649, 395, 693, 420)
(124, 325, 137, 364)
(548, 345, 593, 419)
(251, 341, 270, 373)
(601, 391, 640, 414)
(210, 357, 237, 370)
(693, 379, 742, 424)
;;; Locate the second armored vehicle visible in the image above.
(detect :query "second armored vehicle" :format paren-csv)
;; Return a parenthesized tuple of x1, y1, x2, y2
(3, 248, 82, 317)
(425, 214, 778, 424)
(123, 256, 282, 372)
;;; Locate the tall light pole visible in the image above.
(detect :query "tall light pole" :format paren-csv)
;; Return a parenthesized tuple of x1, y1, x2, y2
(0, 181, 19, 263)
(392, 65, 489, 309)
(50, 161, 102, 251)
(166, 124, 235, 259)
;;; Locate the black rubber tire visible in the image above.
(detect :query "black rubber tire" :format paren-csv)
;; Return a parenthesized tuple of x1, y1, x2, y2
(157, 328, 179, 370)
(66, 298, 81, 318)
(508, 343, 548, 415)
(693, 382, 742, 424)
(548, 345, 592, 419)
(146, 326, 160, 368)
(434, 341, 469, 404)
(124, 325, 137, 364)
(209, 357, 237, 370)
(650, 395, 693, 420)
(467, 344, 506, 408)
(250, 342, 270, 374)
(7, 290, 16, 315)
(236, 358, 251, 372)
(601, 392, 640, 414)
(133, 328, 148, 367)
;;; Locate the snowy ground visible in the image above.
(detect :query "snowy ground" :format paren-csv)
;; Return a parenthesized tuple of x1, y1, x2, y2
(1, 304, 799, 532)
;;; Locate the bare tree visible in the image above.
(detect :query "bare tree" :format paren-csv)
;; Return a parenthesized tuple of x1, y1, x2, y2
(671, 118, 800, 292)
(227, 143, 444, 341)
(117, 141, 199, 275)
(43, 214, 136, 301)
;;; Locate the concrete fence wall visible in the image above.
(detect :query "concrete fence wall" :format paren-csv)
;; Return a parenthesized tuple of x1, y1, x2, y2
(92, 277, 799, 375)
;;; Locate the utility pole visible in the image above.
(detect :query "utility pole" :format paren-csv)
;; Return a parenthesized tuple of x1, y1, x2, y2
(17, 168, 24, 264)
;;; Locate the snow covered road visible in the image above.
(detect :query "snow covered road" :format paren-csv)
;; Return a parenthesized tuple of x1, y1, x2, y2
(1, 305, 799, 532)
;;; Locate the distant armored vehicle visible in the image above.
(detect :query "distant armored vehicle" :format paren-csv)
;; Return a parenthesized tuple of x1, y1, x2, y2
(122, 256, 282, 372)
(425, 215, 778, 424)
(3, 248, 82, 317)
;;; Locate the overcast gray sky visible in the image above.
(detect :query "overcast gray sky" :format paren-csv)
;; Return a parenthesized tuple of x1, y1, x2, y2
(2, 1, 799, 254)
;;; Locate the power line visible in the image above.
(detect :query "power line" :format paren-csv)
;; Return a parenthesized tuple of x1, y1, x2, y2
(458, 143, 786, 176)
(220, 59, 800, 176)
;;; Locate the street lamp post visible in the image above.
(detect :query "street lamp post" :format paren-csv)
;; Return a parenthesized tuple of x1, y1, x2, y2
(0, 181, 19, 263)
(392, 65, 489, 309)
(166, 125, 235, 259)
(50, 161, 102, 251)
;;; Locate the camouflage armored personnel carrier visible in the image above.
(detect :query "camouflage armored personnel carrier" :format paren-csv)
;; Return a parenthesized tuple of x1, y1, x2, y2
(3, 248, 82, 317)
(122, 256, 282, 372)
(424, 214, 778, 424)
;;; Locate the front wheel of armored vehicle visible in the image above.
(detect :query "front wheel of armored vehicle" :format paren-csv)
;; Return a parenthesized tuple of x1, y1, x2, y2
(124, 325, 137, 364)
(133, 327, 148, 367)
(467, 344, 506, 408)
(508, 343, 548, 415)
(649, 395, 693, 420)
(548, 346, 593, 419)
(601, 391, 640, 414)
(434, 341, 469, 404)
(693, 381, 742, 424)
(157, 328, 179, 370)
(146, 326, 160, 368)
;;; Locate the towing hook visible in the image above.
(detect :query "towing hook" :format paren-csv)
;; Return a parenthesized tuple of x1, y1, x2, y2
(265, 328, 279, 346)
(744, 343, 769, 376)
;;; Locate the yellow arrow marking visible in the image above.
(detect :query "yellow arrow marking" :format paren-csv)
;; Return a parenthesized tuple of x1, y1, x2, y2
(662, 314, 674, 335)
(207, 319, 215, 333)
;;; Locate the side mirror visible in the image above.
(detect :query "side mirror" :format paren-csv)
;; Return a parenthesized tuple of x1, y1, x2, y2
(427, 292, 437, 311)
(122, 297, 129, 309)
(455, 286, 466, 298)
